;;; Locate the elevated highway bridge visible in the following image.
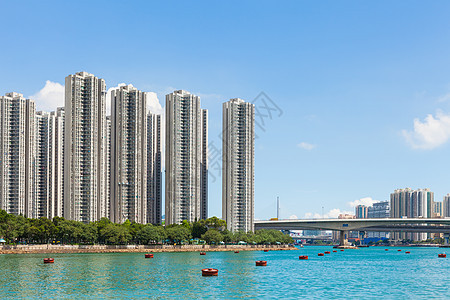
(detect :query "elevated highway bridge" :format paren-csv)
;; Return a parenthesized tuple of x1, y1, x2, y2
(255, 218, 450, 247)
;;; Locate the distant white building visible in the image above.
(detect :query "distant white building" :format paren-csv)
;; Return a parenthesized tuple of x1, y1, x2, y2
(443, 194, 450, 218)
(367, 201, 390, 239)
(390, 188, 434, 241)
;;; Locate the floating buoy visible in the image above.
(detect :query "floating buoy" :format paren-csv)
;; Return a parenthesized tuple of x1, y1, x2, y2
(202, 268, 218, 276)
(385, 249, 389, 251)
(256, 260, 267, 266)
(333, 250, 337, 253)
(340, 249, 344, 252)
(43, 258, 54, 264)
(438, 253, 447, 258)
(145, 253, 154, 258)
(299, 255, 308, 260)
(234, 251, 239, 253)
(200, 252, 206, 255)
(398, 249, 402, 252)
(405, 251, 410, 254)
(324, 251, 331, 254)
(318, 253, 324, 256)
(263, 250, 269, 252)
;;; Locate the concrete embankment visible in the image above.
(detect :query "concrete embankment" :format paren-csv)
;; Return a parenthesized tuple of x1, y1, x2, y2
(0, 244, 296, 254)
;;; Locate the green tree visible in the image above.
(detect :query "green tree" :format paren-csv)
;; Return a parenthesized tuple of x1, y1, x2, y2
(166, 225, 191, 244)
(100, 224, 131, 244)
(80, 222, 98, 244)
(205, 216, 226, 231)
(201, 229, 224, 244)
(137, 225, 167, 244)
(191, 220, 207, 239)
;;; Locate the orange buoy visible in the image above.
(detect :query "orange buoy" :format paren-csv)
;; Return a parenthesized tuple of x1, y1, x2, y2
(256, 260, 267, 266)
(324, 251, 331, 254)
(263, 249, 269, 252)
(145, 253, 154, 258)
(202, 268, 218, 276)
(299, 255, 308, 260)
(318, 253, 324, 256)
(200, 252, 206, 255)
(438, 253, 447, 258)
(234, 251, 239, 253)
(333, 250, 337, 253)
(43, 258, 54, 264)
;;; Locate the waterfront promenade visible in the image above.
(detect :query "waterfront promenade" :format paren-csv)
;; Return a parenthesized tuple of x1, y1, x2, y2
(0, 244, 295, 254)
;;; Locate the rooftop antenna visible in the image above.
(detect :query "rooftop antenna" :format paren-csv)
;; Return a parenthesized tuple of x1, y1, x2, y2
(277, 196, 280, 219)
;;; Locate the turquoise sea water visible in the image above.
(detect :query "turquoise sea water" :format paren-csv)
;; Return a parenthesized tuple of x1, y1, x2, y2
(1, 246, 450, 299)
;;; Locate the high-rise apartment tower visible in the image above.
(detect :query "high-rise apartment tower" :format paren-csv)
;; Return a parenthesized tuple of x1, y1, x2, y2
(165, 90, 208, 225)
(222, 98, 255, 232)
(64, 72, 107, 222)
(110, 85, 147, 223)
(0, 93, 35, 217)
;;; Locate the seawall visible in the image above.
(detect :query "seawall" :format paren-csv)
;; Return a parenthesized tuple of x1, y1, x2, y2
(0, 244, 296, 254)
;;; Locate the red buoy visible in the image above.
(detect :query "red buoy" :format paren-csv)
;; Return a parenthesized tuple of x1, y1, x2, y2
(324, 251, 331, 254)
(318, 253, 324, 256)
(234, 251, 239, 253)
(385, 249, 389, 251)
(200, 252, 206, 255)
(263, 249, 269, 252)
(43, 258, 54, 264)
(405, 251, 410, 254)
(145, 253, 154, 258)
(398, 249, 402, 252)
(340, 249, 344, 252)
(438, 253, 447, 258)
(256, 260, 267, 266)
(202, 268, 218, 276)
(333, 250, 337, 253)
(299, 255, 308, 260)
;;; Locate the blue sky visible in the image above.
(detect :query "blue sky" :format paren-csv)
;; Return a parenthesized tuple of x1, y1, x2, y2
(2, 1, 450, 220)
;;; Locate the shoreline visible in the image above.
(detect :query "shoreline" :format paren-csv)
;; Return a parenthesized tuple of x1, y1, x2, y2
(0, 244, 296, 254)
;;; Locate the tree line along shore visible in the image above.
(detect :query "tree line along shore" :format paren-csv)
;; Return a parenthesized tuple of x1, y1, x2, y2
(0, 210, 293, 246)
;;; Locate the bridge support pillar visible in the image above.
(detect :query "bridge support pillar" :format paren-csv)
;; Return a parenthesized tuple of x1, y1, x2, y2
(359, 231, 366, 245)
(444, 233, 450, 246)
(339, 230, 349, 246)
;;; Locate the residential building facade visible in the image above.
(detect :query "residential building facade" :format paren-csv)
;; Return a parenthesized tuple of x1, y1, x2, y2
(64, 72, 107, 222)
(0, 93, 35, 217)
(390, 188, 434, 241)
(165, 90, 208, 225)
(222, 98, 255, 232)
(147, 112, 162, 224)
(110, 85, 147, 224)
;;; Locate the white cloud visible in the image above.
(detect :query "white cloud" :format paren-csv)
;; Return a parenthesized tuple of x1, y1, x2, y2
(402, 110, 450, 150)
(146, 91, 163, 115)
(29, 80, 65, 111)
(289, 215, 298, 219)
(348, 197, 378, 208)
(297, 142, 316, 150)
(304, 208, 352, 219)
(437, 93, 450, 103)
